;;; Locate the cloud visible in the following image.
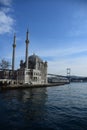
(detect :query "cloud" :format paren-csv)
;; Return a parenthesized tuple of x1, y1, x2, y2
(0, 0, 11, 6)
(0, 0, 14, 34)
(32, 44, 87, 76)
(48, 57, 87, 77)
(0, 11, 14, 34)
(34, 44, 87, 60)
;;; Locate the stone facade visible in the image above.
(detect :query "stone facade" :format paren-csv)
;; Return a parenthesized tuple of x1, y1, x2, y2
(0, 69, 17, 85)
(17, 54, 48, 84)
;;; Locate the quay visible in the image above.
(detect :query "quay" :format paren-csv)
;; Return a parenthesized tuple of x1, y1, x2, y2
(0, 82, 69, 90)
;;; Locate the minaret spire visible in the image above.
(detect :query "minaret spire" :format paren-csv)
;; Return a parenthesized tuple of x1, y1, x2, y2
(26, 29, 29, 40)
(12, 33, 16, 71)
(25, 29, 29, 69)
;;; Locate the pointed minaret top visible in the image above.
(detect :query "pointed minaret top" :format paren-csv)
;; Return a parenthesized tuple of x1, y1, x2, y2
(27, 28, 29, 33)
(13, 33, 16, 47)
(26, 29, 29, 43)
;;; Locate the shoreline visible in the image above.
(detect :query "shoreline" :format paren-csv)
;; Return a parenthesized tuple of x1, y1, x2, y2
(0, 82, 69, 90)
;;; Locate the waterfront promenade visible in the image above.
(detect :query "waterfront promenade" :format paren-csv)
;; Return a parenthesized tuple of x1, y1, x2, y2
(0, 82, 69, 90)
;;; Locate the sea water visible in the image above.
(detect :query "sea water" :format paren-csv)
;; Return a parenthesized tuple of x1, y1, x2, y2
(0, 83, 87, 130)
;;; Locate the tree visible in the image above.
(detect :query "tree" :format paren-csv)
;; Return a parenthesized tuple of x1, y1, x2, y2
(0, 59, 11, 70)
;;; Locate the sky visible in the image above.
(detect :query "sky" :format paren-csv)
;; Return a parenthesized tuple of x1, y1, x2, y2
(0, 0, 87, 76)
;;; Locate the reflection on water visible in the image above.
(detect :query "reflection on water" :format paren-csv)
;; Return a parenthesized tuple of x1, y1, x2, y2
(0, 87, 48, 129)
(0, 83, 87, 130)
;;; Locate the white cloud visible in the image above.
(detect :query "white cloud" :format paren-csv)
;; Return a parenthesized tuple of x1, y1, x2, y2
(34, 45, 87, 59)
(0, 0, 12, 6)
(48, 57, 87, 77)
(32, 44, 87, 76)
(0, 11, 14, 34)
(1, 7, 11, 13)
(0, 0, 14, 34)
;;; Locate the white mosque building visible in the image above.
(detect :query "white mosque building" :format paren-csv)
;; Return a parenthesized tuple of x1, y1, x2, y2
(0, 30, 48, 85)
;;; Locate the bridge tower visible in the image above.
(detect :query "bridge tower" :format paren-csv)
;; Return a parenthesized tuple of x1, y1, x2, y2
(67, 68, 71, 81)
(67, 68, 71, 77)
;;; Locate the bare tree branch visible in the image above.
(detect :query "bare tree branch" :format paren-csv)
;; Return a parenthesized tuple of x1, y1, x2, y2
(0, 59, 11, 70)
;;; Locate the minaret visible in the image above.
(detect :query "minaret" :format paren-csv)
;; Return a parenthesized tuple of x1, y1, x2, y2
(25, 29, 29, 69)
(12, 33, 16, 71)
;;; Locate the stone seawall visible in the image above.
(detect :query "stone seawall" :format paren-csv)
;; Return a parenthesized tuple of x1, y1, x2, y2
(0, 82, 69, 90)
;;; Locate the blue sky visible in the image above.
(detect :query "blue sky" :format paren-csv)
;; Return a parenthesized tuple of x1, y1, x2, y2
(0, 0, 87, 76)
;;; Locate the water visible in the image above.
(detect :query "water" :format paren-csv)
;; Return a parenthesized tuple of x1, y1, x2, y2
(0, 83, 87, 130)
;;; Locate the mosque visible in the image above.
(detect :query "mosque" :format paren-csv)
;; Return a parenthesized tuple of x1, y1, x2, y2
(0, 30, 48, 85)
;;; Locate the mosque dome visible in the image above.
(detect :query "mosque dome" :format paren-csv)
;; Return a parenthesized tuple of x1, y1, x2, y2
(29, 53, 43, 63)
(28, 53, 43, 69)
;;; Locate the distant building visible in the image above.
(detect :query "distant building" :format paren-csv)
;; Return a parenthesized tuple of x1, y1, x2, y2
(0, 30, 48, 85)
(48, 76, 69, 83)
